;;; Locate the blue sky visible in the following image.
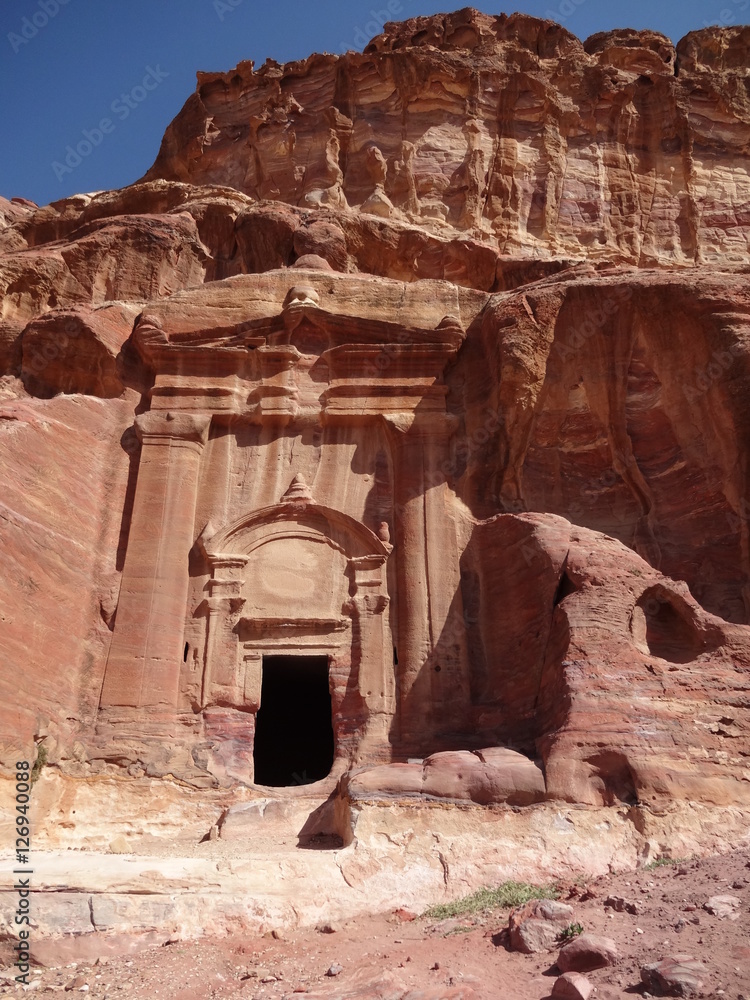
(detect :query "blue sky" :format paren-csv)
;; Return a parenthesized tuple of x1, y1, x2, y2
(2, 0, 746, 208)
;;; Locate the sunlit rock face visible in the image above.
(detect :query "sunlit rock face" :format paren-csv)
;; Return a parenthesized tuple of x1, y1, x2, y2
(145, 11, 750, 268)
(2, 9, 750, 844)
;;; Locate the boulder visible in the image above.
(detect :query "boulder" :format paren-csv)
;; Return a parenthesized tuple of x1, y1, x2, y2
(557, 934, 618, 972)
(641, 955, 709, 997)
(345, 749, 546, 805)
(508, 899, 575, 954)
(703, 894, 741, 919)
(552, 972, 594, 1000)
(21, 303, 139, 398)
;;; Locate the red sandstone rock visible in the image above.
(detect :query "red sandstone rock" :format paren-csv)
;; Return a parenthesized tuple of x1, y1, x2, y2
(344, 747, 545, 805)
(0, 211, 208, 371)
(144, 12, 750, 269)
(0, 391, 134, 756)
(508, 899, 574, 953)
(641, 955, 709, 997)
(552, 972, 594, 1000)
(0, 10, 749, 867)
(21, 303, 139, 398)
(557, 933, 618, 972)
(347, 763, 424, 799)
(422, 749, 546, 805)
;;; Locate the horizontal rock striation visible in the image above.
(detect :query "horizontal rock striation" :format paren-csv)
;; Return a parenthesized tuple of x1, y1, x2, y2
(144, 10, 750, 267)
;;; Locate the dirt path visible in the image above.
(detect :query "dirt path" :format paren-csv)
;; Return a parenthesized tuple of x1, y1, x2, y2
(3, 848, 749, 999)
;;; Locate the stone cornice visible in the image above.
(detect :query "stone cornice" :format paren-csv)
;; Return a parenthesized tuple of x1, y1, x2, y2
(134, 273, 471, 422)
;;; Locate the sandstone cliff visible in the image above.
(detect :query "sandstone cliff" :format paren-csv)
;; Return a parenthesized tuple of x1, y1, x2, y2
(144, 11, 750, 267)
(2, 9, 750, 844)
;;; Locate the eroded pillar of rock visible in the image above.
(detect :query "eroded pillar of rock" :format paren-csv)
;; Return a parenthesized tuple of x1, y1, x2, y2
(100, 411, 211, 711)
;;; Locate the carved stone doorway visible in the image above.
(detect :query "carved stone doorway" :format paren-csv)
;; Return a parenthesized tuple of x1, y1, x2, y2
(253, 654, 334, 786)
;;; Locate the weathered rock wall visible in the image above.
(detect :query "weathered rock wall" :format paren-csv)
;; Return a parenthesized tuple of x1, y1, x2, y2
(455, 268, 750, 623)
(144, 11, 750, 267)
(1, 9, 750, 830)
(0, 385, 134, 755)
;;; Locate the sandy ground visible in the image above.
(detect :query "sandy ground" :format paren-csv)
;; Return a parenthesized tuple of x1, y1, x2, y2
(2, 847, 749, 1000)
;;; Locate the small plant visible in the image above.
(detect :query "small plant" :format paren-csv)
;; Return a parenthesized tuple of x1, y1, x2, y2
(443, 925, 474, 936)
(30, 743, 48, 786)
(559, 922, 584, 942)
(422, 881, 559, 920)
(645, 856, 686, 869)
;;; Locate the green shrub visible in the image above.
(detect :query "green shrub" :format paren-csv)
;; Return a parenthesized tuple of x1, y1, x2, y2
(559, 922, 584, 941)
(422, 881, 559, 920)
(645, 856, 686, 869)
(30, 744, 48, 786)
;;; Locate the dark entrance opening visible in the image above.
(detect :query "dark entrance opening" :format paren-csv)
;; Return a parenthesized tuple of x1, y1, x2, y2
(253, 655, 334, 786)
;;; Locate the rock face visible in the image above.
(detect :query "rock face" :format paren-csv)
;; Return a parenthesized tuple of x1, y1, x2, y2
(145, 12, 750, 268)
(2, 7, 750, 879)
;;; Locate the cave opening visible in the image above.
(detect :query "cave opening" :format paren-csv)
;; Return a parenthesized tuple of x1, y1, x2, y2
(253, 655, 334, 787)
(642, 594, 702, 663)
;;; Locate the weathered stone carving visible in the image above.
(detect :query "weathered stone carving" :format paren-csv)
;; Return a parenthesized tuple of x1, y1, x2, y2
(90, 272, 465, 783)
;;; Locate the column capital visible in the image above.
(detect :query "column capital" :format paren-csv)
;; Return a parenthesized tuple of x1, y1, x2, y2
(135, 410, 211, 446)
(381, 412, 459, 438)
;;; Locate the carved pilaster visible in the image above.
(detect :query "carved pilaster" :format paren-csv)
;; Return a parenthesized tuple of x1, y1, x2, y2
(387, 416, 471, 751)
(201, 562, 247, 708)
(342, 554, 390, 759)
(135, 410, 211, 448)
(100, 411, 211, 712)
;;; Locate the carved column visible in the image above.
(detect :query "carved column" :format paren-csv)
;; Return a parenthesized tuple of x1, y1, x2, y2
(390, 418, 471, 752)
(423, 451, 472, 742)
(348, 554, 392, 761)
(100, 411, 211, 711)
(390, 424, 433, 750)
(201, 555, 247, 707)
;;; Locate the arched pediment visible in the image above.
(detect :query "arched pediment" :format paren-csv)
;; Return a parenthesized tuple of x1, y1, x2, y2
(203, 501, 391, 563)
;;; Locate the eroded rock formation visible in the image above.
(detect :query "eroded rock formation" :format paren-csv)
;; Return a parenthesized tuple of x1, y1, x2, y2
(2, 8, 750, 890)
(145, 12, 750, 267)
